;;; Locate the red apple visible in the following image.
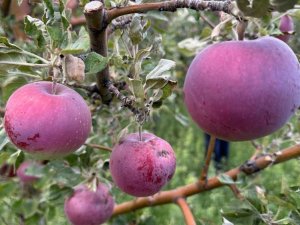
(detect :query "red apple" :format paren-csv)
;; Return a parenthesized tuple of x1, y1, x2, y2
(4, 81, 91, 159)
(277, 15, 294, 43)
(64, 184, 114, 225)
(184, 36, 300, 141)
(16, 161, 41, 184)
(110, 132, 176, 197)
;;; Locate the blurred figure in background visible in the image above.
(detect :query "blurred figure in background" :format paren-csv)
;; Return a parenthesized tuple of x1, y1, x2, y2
(204, 133, 229, 173)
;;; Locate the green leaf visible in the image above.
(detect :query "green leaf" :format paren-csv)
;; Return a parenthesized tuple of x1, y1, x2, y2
(218, 174, 241, 185)
(237, 0, 270, 18)
(42, 184, 73, 204)
(24, 163, 44, 178)
(129, 46, 152, 78)
(129, 16, 145, 45)
(146, 59, 176, 80)
(84, 52, 108, 75)
(0, 128, 9, 151)
(127, 78, 145, 103)
(0, 52, 35, 72)
(271, 0, 298, 12)
(24, 16, 50, 48)
(2, 76, 27, 102)
(61, 27, 90, 54)
(43, 0, 55, 19)
(0, 182, 17, 198)
(12, 199, 39, 219)
(0, 36, 22, 50)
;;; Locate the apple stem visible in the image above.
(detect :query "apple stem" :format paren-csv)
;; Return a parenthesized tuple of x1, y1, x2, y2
(199, 135, 216, 184)
(51, 81, 58, 95)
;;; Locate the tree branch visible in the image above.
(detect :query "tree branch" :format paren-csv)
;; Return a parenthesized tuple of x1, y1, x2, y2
(107, 0, 233, 22)
(176, 197, 196, 225)
(84, 1, 112, 105)
(112, 144, 300, 216)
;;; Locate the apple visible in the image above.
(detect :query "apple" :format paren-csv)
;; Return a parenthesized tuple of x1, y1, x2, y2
(183, 36, 300, 141)
(110, 132, 176, 197)
(4, 81, 92, 159)
(16, 161, 41, 184)
(64, 183, 114, 225)
(277, 15, 294, 43)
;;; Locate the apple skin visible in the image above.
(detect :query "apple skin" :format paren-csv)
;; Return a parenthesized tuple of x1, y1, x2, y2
(4, 81, 91, 159)
(64, 184, 114, 225)
(110, 132, 176, 197)
(183, 36, 300, 141)
(277, 15, 294, 43)
(16, 161, 41, 184)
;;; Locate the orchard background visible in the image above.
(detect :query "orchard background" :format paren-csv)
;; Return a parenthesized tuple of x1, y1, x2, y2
(0, 0, 300, 224)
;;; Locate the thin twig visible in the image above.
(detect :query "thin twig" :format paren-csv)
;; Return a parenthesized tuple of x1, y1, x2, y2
(108, 16, 133, 36)
(107, 83, 139, 115)
(228, 184, 244, 200)
(199, 135, 216, 184)
(199, 12, 216, 28)
(112, 144, 300, 216)
(176, 197, 197, 225)
(85, 143, 112, 152)
(107, 0, 233, 22)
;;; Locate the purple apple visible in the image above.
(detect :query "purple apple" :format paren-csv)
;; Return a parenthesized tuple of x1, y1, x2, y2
(277, 15, 294, 43)
(64, 184, 114, 225)
(4, 81, 91, 159)
(184, 36, 300, 141)
(16, 161, 41, 184)
(110, 132, 176, 197)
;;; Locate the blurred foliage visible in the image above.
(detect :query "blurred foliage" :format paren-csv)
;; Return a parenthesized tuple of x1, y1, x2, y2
(0, 0, 300, 225)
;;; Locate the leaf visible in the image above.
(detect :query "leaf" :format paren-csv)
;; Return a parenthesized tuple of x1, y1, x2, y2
(84, 52, 108, 75)
(0, 52, 26, 70)
(2, 76, 27, 102)
(127, 78, 145, 102)
(61, 27, 90, 54)
(24, 163, 44, 178)
(0, 36, 22, 50)
(24, 16, 50, 48)
(222, 218, 234, 225)
(42, 184, 73, 205)
(12, 199, 39, 218)
(129, 16, 147, 45)
(218, 174, 241, 185)
(271, 0, 298, 12)
(43, 0, 55, 19)
(146, 59, 176, 80)
(211, 17, 232, 40)
(0, 128, 9, 151)
(129, 46, 152, 78)
(237, 0, 270, 18)
(178, 38, 209, 57)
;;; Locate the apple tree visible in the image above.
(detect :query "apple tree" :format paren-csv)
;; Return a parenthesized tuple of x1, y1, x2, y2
(0, 0, 300, 224)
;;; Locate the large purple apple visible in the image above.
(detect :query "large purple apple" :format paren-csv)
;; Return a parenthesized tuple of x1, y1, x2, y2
(4, 81, 91, 159)
(277, 15, 294, 43)
(64, 184, 114, 225)
(110, 132, 176, 197)
(184, 36, 300, 141)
